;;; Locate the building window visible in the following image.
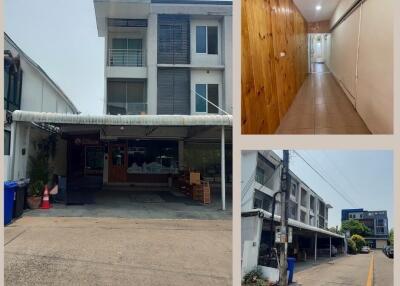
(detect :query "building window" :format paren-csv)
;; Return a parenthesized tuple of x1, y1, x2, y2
(4, 130, 11, 156)
(85, 146, 104, 171)
(291, 182, 297, 198)
(195, 84, 219, 113)
(255, 166, 265, 184)
(4, 58, 22, 112)
(107, 80, 147, 115)
(196, 26, 218, 55)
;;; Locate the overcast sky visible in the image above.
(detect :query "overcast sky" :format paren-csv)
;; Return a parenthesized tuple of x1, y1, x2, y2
(5, 0, 105, 114)
(274, 150, 394, 230)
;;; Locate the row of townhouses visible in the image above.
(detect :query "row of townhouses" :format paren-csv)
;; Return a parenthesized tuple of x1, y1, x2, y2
(241, 151, 345, 278)
(6, 0, 233, 210)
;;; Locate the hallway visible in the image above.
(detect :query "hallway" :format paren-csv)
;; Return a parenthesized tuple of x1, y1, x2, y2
(276, 64, 371, 134)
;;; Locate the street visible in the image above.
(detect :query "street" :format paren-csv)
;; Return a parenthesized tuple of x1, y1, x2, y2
(294, 250, 393, 286)
(374, 250, 393, 286)
(5, 216, 232, 286)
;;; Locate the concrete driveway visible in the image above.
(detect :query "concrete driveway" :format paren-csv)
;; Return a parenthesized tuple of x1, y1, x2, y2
(5, 216, 232, 286)
(294, 253, 373, 285)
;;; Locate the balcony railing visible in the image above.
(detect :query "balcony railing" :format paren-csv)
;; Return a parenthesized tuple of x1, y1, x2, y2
(108, 49, 145, 67)
(127, 102, 147, 115)
(107, 102, 147, 115)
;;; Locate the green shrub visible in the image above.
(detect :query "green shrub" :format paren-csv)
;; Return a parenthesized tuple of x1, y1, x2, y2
(242, 268, 269, 286)
(347, 238, 357, 254)
(351, 234, 366, 252)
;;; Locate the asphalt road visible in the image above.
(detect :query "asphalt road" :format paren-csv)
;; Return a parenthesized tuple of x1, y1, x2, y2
(294, 253, 373, 286)
(374, 250, 393, 286)
(5, 216, 232, 286)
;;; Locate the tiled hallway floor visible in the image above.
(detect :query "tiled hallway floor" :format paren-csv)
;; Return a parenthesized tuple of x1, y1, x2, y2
(276, 63, 371, 134)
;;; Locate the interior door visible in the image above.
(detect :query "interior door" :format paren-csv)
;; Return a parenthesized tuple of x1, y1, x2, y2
(108, 144, 127, 182)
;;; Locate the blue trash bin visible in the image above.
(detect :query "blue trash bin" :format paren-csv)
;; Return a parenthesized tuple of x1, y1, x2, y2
(4, 181, 18, 225)
(287, 257, 296, 283)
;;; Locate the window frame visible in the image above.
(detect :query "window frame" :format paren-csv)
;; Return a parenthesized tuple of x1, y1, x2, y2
(195, 25, 218, 55)
(4, 130, 11, 156)
(194, 83, 219, 114)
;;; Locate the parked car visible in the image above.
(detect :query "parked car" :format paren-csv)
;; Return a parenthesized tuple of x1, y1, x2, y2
(386, 246, 394, 258)
(361, 246, 370, 253)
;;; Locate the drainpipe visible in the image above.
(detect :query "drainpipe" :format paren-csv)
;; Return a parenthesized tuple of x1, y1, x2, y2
(221, 126, 225, 210)
(9, 121, 17, 180)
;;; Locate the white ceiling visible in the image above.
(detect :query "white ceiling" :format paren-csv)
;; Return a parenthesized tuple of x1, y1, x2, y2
(293, 0, 340, 22)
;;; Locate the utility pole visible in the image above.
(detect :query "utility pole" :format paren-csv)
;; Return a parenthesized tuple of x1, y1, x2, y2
(279, 150, 290, 286)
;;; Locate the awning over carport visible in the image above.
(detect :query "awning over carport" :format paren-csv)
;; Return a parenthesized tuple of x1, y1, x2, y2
(12, 110, 232, 126)
(242, 209, 346, 261)
(11, 111, 232, 210)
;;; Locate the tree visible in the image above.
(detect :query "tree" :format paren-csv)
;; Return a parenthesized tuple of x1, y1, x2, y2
(347, 238, 357, 254)
(389, 229, 394, 246)
(341, 219, 371, 237)
(351, 234, 366, 252)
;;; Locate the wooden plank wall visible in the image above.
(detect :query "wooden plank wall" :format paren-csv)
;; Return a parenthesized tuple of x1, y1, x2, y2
(241, 0, 308, 134)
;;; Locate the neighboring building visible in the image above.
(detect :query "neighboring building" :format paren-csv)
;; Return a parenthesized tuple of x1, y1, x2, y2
(242, 151, 332, 229)
(4, 33, 78, 180)
(9, 0, 232, 209)
(241, 151, 345, 278)
(341, 208, 389, 249)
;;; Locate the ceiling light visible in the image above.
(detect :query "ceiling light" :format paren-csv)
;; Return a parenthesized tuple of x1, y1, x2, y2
(316, 5, 322, 11)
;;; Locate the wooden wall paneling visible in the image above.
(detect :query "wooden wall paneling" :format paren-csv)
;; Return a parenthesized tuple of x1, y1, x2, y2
(241, 0, 308, 134)
(241, 0, 279, 134)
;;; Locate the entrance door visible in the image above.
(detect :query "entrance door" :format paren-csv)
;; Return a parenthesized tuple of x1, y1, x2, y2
(108, 144, 127, 182)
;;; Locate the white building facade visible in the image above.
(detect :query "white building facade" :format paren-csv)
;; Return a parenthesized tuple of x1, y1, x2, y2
(4, 33, 78, 181)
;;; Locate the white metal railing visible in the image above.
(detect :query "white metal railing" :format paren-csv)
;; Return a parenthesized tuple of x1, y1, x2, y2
(107, 102, 147, 115)
(108, 49, 145, 67)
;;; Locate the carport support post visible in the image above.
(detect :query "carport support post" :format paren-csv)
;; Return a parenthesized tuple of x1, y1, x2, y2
(329, 236, 332, 258)
(314, 232, 317, 263)
(221, 126, 226, 211)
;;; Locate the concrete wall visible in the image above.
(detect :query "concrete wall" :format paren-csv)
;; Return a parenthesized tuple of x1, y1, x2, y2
(241, 151, 258, 211)
(241, 216, 263, 275)
(329, 0, 394, 133)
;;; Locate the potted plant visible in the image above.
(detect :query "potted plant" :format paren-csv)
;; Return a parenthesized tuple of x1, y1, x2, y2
(27, 181, 44, 209)
(26, 134, 57, 209)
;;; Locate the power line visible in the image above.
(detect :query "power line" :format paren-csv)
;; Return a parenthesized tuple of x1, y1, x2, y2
(293, 151, 358, 208)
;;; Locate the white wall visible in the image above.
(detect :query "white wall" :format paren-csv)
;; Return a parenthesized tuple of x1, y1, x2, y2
(241, 151, 258, 211)
(223, 15, 233, 114)
(241, 216, 263, 276)
(355, 0, 394, 134)
(4, 39, 76, 114)
(330, 0, 358, 28)
(329, 0, 394, 133)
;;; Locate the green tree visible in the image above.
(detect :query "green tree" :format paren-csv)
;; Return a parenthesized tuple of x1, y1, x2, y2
(351, 234, 366, 252)
(347, 238, 357, 254)
(389, 229, 394, 246)
(341, 219, 371, 236)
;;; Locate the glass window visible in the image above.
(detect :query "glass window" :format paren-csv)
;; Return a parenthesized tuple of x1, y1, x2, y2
(85, 146, 104, 170)
(207, 26, 218, 54)
(127, 141, 178, 174)
(196, 26, 218, 55)
(107, 80, 146, 115)
(196, 26, 207, 53)
(255, 167, 265, 184)
(207, 84, 219, 114)
(195, 84, 207, 112)
(4, 130, 11, 156)
(254, 198, 262, 209)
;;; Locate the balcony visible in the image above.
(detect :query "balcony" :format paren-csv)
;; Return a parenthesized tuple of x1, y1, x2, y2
(108, 49, 145, 67)
(107, 102, 147, 115)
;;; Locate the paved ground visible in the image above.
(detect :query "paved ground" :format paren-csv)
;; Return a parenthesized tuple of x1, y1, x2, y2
(5, 216, 232, 286)
(294, 253, 373, 285)
(25, 190, 232, 220)
(375, 250, 393, 286)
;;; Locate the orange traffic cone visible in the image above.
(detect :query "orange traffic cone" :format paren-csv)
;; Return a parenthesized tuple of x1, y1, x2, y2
(40, 185, 51, 209)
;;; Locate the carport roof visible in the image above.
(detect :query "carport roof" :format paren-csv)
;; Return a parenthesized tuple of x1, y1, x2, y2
(12, 111, 232, 126)
(242, 209, 345, 239)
